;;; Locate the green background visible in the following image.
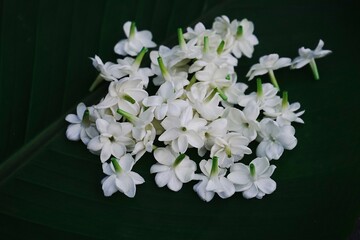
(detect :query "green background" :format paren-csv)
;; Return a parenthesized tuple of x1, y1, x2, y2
(0, 0, 359, 239)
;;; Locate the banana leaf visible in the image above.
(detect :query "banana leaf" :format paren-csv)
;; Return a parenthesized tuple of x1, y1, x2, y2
(1, 0, 359, 239)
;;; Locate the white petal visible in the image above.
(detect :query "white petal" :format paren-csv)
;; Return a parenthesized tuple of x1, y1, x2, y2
(242, 184, 258, 199)
(102, 162, 114, 176)
(265, 142, 283, 160)
(76, 103, 87, 119)
(116, 174, 136, 197)
(66, 124, 81, 141)
(227, 171, 251, 185)
(65, 114, 81, 124)
(111, 142, 126, 159)
(100, 142, 112, 162)
(277, 133, 297, 150)
(129, 171, 145, 185)
(243, 101, 259, 121)
(87, 136, 103, 152)
(96, 119, 109, 134)
(119, 154, 135, 172)
(218, 177, 235, 199)
(177, 135, 188, 153)
(150, 164, 171, 173)
(153, 148, 175, 166)
(256, 178, 276, 194)
(167, 174, 183, 191)
(155, 170, 172, 187)
(158, 128, 180, 142)
(143, 96, 163, 106)
(251, 157, 270, 176)
(186, 131, 204, 148)
(102, 175, 117, 197)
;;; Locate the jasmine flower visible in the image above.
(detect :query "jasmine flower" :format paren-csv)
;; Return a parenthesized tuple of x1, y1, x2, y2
(87, 118, 134, 162)
(291, 39, 332, 80)
(102, 155, 144, 197)
(114, 21, 156, 56)
(227, 157, 276, 199)
(193, 157, 235, 202)
(256, 118, 297, 160)
(65, 103, 99, 144)
(246, 54, 291, 90)
(150, 147, 196, 191)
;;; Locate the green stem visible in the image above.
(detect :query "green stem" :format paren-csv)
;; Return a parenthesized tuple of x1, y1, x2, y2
(236, 25, 243, 39)
(217, 40, 225, 55)
(204, 89, 217, 102)
(123, 94, 136, 104)
(185, 75, 196, 91)
(157, 56, 170, 81)
(129, 22, 136, 39)
(173, 153, 186, 167)
(215, 87, 228, 101)
(117, 108, 135, 123)
(309, 58, 319, 80)
(177, 28, 186, 50)
(268, 69, 280, 90)
(282, 91, 289, 109)
(250, 163, 255, 177)
(89, 74, 103, 92)
(203, 36, 209, 53)
(111, 157, 122, 173)
(133, 47, 148, 70)
(256, 78, 263, 97)
(210, 156, 219, 176)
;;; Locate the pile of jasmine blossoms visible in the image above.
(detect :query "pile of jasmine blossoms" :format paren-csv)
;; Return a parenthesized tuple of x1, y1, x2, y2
(65, 16, 331, 201)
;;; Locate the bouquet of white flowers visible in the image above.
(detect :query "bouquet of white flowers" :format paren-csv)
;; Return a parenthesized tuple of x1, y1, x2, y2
(65, 16, 331, 201)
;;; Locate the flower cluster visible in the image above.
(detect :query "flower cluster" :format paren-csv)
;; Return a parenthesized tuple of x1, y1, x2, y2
(66, 17, 330, 201)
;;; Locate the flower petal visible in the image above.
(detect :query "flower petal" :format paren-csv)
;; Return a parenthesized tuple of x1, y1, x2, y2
(242, 184, 258, 199)
(100, 142, 112, 162)
(65, 114, 81, 124)
(102, 175, 117, 197)
(155, 170, 172, 188)
(153, 147, 175, 166)
(167, 174, 183, 192)
(116, 174, 136, 198)
(256, 178, 276, 194)
(66, 124, 81, 141)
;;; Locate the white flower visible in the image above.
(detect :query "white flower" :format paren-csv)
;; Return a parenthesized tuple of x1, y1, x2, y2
(101, 155, 144, 197)
(198, 118, 228, 157)
(186, 82, 224, 121)
(227, 157, 276, 199)
(238, 82, 281, 110)
(222, 101, 260, 141)
(183, 22, 221, 48)
(169, 29, 202, 66)
(291, 39, 332, 80)
(150, 147, 196, 191)
(213, 17, 259, 58)
(264, 92, 305, 125)
(246, 54, 291, 89)
(159, 106, 206, 153)
(65, 103, 99, 144)
(210, 133, 252, 168)
(193, 157, 235, 202)
(91, 55, 120, 82)
(256, 118, 297, 160)
(142, 81, 185, 120)
(150, 52, 189, 89)
(114, 21, 156, 56)
(87, 118, 134, 162)
(195, 64, 233, 101)
(115, 49, 154, 87)
(96, 78, 147, 116)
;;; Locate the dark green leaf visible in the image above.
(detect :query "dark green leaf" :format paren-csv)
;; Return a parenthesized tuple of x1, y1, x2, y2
(1, 0, 359, 239)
